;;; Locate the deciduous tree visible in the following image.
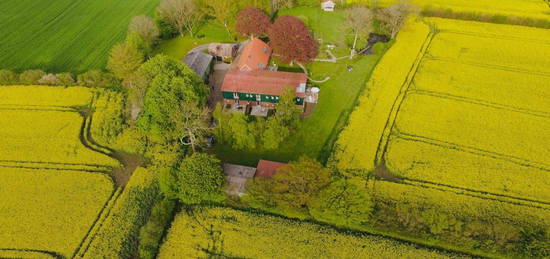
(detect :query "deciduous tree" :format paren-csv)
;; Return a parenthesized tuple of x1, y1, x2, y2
(170, 101, 211, 153)
(378, 2, 414, 39)
(128, 15, 160, 50)
(107, 42, 144, 83)
(198, 0, 239, 38)
(19, 69, 46, 85)
(268, 15, 319, 65)
(245, 156, 332, 217)
(159, 153, 225, 205)
(308, 179, 374, 227)
(77, 70, 118, 88)
(228, 112, 256, 149)
(157, 0, 203, 37)
(347, 6, 374, 58)
(236, 7, 272, 38)
(0, 70, 18, 85)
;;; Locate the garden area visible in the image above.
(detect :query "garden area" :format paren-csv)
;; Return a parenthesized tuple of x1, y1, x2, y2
(156, 7, 391, 165)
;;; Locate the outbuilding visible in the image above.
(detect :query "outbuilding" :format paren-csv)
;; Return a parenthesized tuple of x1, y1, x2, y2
(321, 0, 336, 12)
(183, 51, 214, 81)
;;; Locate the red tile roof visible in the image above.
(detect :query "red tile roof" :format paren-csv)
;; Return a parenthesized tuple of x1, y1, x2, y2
(222, 70, 307, 97)
(255, 160, 287, 178)
(236, 38, 272, 71)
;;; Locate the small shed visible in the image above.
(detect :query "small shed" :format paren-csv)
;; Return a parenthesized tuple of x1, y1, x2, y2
(223, 163, 257, 196)
(183, 52, 213, 81)
(321, 0, 336, 12)
(255, 160, 287, 178)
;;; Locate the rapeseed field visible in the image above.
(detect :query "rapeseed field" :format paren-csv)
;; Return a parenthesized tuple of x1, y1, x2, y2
(0, 168, 113, 257)
(158, 207, 461, 259)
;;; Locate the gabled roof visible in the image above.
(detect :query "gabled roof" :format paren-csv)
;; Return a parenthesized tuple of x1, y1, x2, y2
(256, 160, 287, 178)
(222, 70, 307, 97)
(236, 38, 272, 71)
(183, 52, 213, 79)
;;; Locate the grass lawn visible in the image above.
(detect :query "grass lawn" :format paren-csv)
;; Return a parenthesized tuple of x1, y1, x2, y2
(0, 0, 159, 73)
(155, 23, 233, 60)
(157, 8, 390, 166)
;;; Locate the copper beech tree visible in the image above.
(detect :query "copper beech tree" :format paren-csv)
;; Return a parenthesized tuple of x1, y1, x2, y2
(236, 7, 271, 38)
(268, 15, 319, 65)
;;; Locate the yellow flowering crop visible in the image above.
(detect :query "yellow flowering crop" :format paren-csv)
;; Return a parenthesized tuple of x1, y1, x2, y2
(348, 0, 549, 20)
(0, 85, 92, 107)
(331, 17, 430, 174)
(158, 207, 460, 259)
(0, 168, 114, 257)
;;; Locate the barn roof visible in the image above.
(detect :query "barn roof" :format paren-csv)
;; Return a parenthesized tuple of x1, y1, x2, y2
(223, 163, 257, 196)
(222, 69, 307, 97)
(183, 52, 213, 79)
(255, 160, 287, 178)
(235, 38, 272, 71)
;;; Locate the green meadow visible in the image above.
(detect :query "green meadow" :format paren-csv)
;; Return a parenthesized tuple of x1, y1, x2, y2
(0, 0, 159, 73)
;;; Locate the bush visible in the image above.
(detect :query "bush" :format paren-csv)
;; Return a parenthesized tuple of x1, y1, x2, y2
(138, 199, 176, 259)
(0, 70, 18, 85)
(56, 72, 76, 86)
(77, 70, 119, 88)
(19, 69, 46, 85)
(37, 73, 61, 85)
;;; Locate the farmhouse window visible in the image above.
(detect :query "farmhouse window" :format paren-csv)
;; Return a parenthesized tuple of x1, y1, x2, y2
(256, 94, 261, 101)
(233, 92, 239, 99)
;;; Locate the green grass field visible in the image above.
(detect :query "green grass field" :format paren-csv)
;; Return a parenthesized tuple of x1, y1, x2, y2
(0, 0, 159, 73)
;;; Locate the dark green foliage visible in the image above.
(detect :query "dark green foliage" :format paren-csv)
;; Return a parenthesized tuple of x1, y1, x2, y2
(518, 227, 550, 258)
(0, 69, 18, 85)
(19, 69, 46, 85)
(56, 72, 76, 86)
(136, 55, 209, 145)
(158, 153, 225, 205)
(227, 113, 256, 149)
(138, 199, 176, 259)
(77, 70, 119, 88)
(308, 179, 374, 228)
(244, 157, 332, 218)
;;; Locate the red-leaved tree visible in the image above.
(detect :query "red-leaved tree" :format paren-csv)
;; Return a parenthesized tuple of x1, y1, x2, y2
(236, 7, 272, 38)
(268, 15, 319, 65)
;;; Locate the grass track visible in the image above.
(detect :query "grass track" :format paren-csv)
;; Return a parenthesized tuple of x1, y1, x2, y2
(0, 0, 159, 73)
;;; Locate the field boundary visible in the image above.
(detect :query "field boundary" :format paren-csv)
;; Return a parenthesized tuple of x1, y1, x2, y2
(0, 248, 62, 259)
(374, 30, 436, 165)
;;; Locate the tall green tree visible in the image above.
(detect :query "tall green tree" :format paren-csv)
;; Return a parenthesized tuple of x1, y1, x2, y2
(308, 179, 374, 227)
(107, 42, 144, 83)
(245, 157, 332, 218)
(158, 153, 225, 205)
(228, 113, 256, 149)
(137, 55, 208, 145)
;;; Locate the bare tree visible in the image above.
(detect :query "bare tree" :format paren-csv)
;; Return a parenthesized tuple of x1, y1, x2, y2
(158, 0, 203, 37)
(347, 6, 374, 59)
(170, 101, 211, 153)
(128, 15, 160, 48)
(378, 2, 414, 39)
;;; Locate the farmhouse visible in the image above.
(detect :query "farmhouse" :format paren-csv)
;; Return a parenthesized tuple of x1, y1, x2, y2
(221, 38, 313, 116)
(321, 0, 336, 12)
(183, 51, 214, 81)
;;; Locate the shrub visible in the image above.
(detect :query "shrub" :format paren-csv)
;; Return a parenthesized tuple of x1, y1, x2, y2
(77, 70, 119, 88)
(19, 69, 46, 85)
(37, 73, 61, 85)
(56, 72, 76, 86)
(0, 70, 18, 85)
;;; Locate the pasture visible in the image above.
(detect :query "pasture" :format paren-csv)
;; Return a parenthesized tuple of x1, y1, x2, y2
(158, 207, 461, 258)
(332, 17, 550, 227)
(0, 86, 120, 257)
(0, 0, 159, 73)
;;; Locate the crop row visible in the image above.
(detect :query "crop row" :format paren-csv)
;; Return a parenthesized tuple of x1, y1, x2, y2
(370, 179, 550, 227)
(394, 93, 550, 167)
(0, 109, 118, 167)
(411, 59, 550, 116)
(0, 167, 114, 257)
(158, 206, 459, 259)
(385, 136, 550, 203)
(330, 18, 431, 175)
(426, 32, 550, 75)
